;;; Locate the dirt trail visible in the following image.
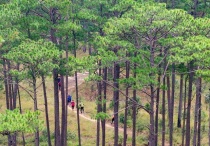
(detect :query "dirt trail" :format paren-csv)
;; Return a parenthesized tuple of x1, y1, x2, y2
(67, 72, 89, 92)
(66, 72, 132, 134)
(66, 73, 170, 145)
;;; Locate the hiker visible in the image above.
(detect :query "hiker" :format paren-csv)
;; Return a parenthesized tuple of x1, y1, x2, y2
(58, 81, 61, 90)
(71, 100, 75, 110)
(111, 115, 114, 124)
(67, 95, 72, 106)
(58, 76, 61, 90)
(78, 102, 84, 114)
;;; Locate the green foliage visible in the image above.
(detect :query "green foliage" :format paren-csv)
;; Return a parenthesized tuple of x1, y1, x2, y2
(95, 112, 109, 120)
(40, 129, 54, 143)
(145, 103, 151, 111)
(119, 113, 124, 124)
(0, 36, 4, 45)
(136, 120, 147, 133)
(67, 131, 76, 140)
(205, 93, 210, 104)
(4, 39, 60, 80)
(109, 100, 114, 110)
(0, 108, 43, 136)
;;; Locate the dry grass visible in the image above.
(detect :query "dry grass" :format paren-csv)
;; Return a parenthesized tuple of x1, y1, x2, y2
(0, 58, 210, 145)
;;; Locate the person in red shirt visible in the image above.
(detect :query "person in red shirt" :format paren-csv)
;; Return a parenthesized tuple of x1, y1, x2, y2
(71, 100, 75, 110)
(58, 81, 61, 90)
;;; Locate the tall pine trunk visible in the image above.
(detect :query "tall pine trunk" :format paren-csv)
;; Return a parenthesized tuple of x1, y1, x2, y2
(61, 75, 67, 146)
(185, 62, 194, 146)
(113, 61, 120, 146)
(181, 75, 188, 146)
(161, 49, 167, 146)
(132, 52, 137, 146)
(41, 75, 52, 146)
(149, 42, 155, 146)
(162, 76, 166, 146)
(167, 76, 170, 124)
(155, 72, 160, 146)
(65, 37, 69, 146)
(3, 59, 11, 145)
(169, 63, 175, 146)
(102, 67, 107, 146)
(96, 61, 102, 146)
(197, 78, 201, 146)
(73, 30, 81, 146)
(3, 59, 9, 109)
(50, 7, 60, 146)
(17, 86, 25, 146)
(155, 47, 162, 146)
(193, 77, 201, 146)
(32, 73, 39, 146)
(177, 74, 184, 128)
(123, 61, 130, 146)
(8, 62, 13, 110)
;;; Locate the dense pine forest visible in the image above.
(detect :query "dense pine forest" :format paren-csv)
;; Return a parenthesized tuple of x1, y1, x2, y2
(0, 0, 210, 146)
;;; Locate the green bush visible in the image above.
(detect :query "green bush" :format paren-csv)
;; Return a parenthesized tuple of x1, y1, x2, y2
(145, 103, 150, 111)
(136, 120, 147, 133)
(119, 113, 124, 124)
(109, 100, 114, 109)
(67, 131, 76, 140)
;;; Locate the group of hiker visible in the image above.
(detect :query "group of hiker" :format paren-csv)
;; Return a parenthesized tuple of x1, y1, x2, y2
(58, 76, 115, 123)
(67, 95, 84, 114)
(58, 77, 84, 113)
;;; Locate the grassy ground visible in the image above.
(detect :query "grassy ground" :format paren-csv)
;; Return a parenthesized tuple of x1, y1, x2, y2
(0, 77, 141, 145)
(0, 58, 210, 145)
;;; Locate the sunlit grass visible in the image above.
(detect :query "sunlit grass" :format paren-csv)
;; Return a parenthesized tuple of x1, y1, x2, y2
(0, 61, 210, 145)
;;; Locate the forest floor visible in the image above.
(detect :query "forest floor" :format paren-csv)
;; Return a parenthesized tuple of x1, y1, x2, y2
(65, 72, 132, 135)
(64, 72, 173, 146)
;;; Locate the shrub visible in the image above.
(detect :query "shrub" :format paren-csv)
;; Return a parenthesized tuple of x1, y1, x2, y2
(67, 131, 76, 140)
(136, 120, 147, 133)
(119, 113, 124, 124)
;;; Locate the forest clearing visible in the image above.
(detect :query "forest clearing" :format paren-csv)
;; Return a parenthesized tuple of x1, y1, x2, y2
(0, 0, 210, 146)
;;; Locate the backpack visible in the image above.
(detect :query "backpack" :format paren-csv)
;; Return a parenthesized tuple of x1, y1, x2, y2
(67, 95, 72, 102)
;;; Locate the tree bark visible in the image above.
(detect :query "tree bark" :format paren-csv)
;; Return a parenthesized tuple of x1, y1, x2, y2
(17, 86, 25, 146)
(32, 73, 39, 146)
(185, 62, 194, 146)
(3, 59, 11, 146)
(149, 43, 155, 146)
(96, 61, 102, 146)
(73, 30, 81, 146)
(8, 61, 13, 110)
(167, 76, 170, 124)
(193, 77, 201, 146)
(65, 37, 69, 146)
(162, 76, 166, 146)
(132, 52, 137, 146)
(61, 75, 66, 146)
(113, 62, 120, 146)
(50, 7, 60, 146)
(41, 75, 52, 146)
(169, 63, 175, 146)
(177, 74, 184, 128)
(155, 72, 160, 146)
(197, 78, 201, 146)
(53, 68, 60, 146)
(3, 59, 9, 109)
(102, 67, 107, 146)
(181, 75, 188, 146)
(161, 48, 167, 146)
(123, 61, 130, 146)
